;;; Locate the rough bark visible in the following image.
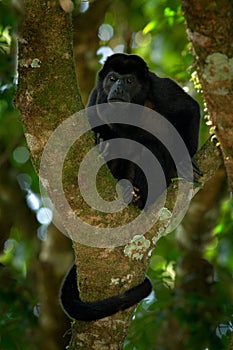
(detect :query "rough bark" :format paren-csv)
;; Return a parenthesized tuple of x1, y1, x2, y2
(182, 0, 233, 191)
(15, 2, 83, 349)
(182, 3, 233, 348)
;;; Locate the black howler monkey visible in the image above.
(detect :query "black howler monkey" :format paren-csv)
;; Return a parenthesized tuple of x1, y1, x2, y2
(87, 53, 201, 209)
(60, 53, 201, 321)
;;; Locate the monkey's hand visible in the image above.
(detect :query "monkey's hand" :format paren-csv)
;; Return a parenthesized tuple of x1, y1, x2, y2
(96, 133, 110, 157)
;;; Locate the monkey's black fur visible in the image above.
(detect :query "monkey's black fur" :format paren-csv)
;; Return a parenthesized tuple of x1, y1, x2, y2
(87, 53, 201, 208)
(60, 54, 201, 322)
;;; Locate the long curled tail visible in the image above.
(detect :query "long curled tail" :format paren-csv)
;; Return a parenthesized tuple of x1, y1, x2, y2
(60, 264, 152, 321)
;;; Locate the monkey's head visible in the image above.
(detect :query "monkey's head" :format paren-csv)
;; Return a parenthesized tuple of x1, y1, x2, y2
(98, 54, 150, 105)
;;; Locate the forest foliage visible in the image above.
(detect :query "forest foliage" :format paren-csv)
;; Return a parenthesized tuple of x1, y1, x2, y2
(0, 1, 232, 349)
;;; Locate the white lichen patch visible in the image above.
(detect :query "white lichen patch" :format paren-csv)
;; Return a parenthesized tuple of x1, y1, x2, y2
(158, 226, 166, 235)
(158, 207, 172, 221)
(203, 53, 233, 85)
(148, 249, 153, 257)
(31, 58, 41, 68)
(121, 274, 134, 283)
(152, 236, 158, 245)
(152, 225, 167, 246)
(110, 278, 120, 285)
(110, 274, 134, 286)
(124, 234, 150, 260)
(19, 58, 41, 68)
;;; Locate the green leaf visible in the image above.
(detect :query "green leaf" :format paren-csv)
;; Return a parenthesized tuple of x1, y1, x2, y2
(142, 20, 157, 34)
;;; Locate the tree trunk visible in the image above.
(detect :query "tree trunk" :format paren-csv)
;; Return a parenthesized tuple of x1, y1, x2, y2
(182, 0, 233, 190)
(182, 2, 233, 348)
(15, 1, 152, 348)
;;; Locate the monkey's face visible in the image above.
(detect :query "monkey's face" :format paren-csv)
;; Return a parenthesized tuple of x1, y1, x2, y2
(103, 72, 141, 103)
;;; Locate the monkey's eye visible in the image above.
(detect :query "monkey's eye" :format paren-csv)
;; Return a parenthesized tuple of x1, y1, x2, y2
(109, 75, 117, 82)
(127, 77, 134, 84)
